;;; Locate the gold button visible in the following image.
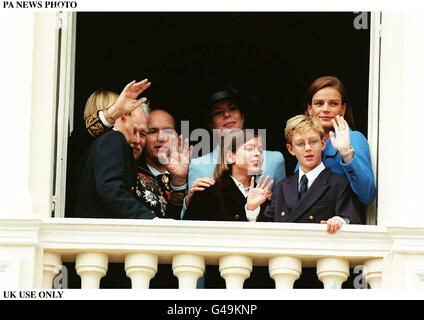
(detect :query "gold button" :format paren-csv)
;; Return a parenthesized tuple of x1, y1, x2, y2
(309, 215, 314, 220)
(281, 212, 285, 217)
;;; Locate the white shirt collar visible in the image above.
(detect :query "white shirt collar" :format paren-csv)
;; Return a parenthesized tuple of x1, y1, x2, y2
(230, 176, 250, 197)
(298, 162, 325, 189)
(146, 163, 169, 177)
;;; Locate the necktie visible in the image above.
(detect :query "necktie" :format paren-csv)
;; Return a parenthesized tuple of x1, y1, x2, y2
(299, 174, 308, 200)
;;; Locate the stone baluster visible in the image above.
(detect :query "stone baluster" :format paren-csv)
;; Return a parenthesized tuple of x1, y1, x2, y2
(172, 254, 205, 289)
(42, 252, 62, 289)
(269, 256, 302, 289)
(75, 252, 108, 289)
(317, 257, 349, 289)
(363, 258, 383, 289)
(125, 252, 158, 289)
(219, 255, 252, 289)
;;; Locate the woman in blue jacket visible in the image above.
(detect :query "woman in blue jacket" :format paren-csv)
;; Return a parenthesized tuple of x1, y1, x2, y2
(304, 76, 376, 209)
(182, 87, 286, 215)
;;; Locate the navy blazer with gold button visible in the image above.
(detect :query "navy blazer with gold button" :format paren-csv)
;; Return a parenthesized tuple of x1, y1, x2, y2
(257, 167, 362, 224)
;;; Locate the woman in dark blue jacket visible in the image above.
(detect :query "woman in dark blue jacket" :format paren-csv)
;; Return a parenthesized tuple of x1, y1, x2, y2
(304, 76, 376, 207)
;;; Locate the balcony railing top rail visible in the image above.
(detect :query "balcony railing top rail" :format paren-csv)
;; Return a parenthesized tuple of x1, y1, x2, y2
(7, 217, 423, 289)
(39, 218, 392, 266)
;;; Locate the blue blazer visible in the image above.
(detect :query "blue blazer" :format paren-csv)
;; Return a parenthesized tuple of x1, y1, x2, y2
(295, 129, 375, 205)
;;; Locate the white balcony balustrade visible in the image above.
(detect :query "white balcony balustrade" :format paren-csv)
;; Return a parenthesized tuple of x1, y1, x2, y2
(219, 255, 252, 289)
(172, 254, 205, 289)
(363, 258, 384, 289)
(125, 252, 158, 289)
(38, 218, 391, 289)
(75, 252, 108, 289)
(316, 257, 350, 289)
(269, 256, 302, 289)
(42, 252, 62, 289)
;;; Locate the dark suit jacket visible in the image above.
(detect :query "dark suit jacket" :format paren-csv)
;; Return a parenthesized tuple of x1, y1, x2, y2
(71, 130, 156, 220)
(65, 126, 96, 217)
(257, 167, 361, 224)
(66, 111, 113, 215)
(183, 174, 267, 222)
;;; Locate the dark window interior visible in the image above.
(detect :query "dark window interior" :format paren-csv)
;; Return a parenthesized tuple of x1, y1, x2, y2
(67, 12, 372, 287)
(74, 11, 370, 176)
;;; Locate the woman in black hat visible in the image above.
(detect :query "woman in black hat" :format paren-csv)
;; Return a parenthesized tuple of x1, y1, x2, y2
(182, 86, 286, 214)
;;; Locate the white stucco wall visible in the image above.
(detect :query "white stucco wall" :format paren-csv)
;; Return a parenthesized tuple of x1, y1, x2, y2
(0, 11, 423, 289)
(378, 12, 424, 227)
(0, 12, 35, 217)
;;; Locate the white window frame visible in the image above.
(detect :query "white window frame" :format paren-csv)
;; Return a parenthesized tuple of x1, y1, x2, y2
(52, 12, 76, 218)
(52, 12, 381, 223)
(366, 12, 381, 225)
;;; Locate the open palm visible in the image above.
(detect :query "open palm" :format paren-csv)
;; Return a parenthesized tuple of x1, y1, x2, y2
(246, 175, 274, 211)
(114, 79, 151, 115)
(159, 135, 192, 185)
(329, 115, 350, 152)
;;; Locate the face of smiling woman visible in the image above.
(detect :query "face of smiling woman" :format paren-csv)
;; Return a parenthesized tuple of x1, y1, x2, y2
(307, 87, 346, 135)
(209, 99, 244, 136)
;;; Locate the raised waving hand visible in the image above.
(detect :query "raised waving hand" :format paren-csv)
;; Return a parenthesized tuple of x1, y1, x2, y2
(158, 134, 193, 187)
(329, 115, 354, 163)
(246, 175, 274, 211)
(104, 79, 151, 124)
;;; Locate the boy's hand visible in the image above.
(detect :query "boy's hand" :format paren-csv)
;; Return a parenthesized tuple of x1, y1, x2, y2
(320, 217, 345, 234)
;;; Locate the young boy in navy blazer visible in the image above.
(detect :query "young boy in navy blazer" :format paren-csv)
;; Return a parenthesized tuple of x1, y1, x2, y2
(248, 115, 361, 233)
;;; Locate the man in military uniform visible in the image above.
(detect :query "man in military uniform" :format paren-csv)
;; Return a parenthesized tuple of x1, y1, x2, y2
(135, 109, 190, 219)
(85, 97, 189, 220)
(72, 107, 156, 220)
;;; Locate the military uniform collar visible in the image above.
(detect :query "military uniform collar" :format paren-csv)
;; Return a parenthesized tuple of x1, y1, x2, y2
(137, 154, 169, 178)
(146, 163, 169, 177)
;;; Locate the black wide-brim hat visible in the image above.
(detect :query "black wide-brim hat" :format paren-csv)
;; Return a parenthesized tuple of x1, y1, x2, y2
(206, 86, 263, 109)
(199, 86, 264, 128)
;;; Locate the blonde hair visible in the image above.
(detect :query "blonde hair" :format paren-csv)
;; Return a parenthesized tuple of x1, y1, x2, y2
(285, 115, 324, 145)
(83, 89, 119, 121)
(213, 129, 258, 180)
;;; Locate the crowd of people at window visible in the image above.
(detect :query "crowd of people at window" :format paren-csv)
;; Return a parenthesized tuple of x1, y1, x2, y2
(66, 76, 376, 236)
